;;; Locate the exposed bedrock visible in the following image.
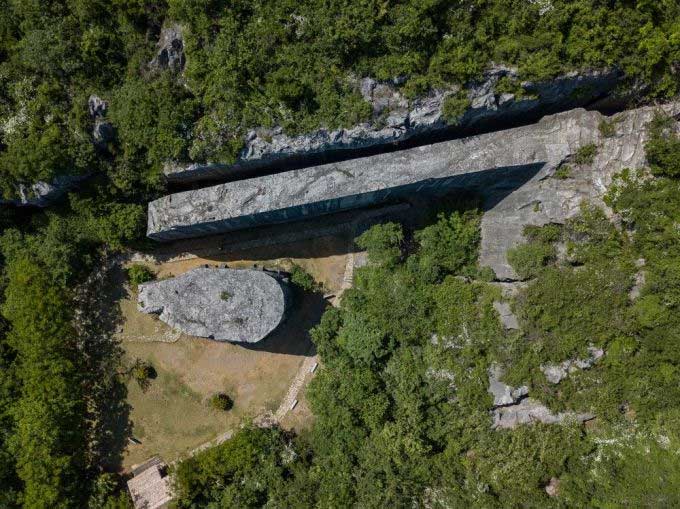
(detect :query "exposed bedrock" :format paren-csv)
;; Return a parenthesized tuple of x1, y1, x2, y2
(148, 107, 603, 241)
(164, 68, 623, 183)
(480, 100, 680, 280)
(150, 101, 680, 280)
(137, 267, 289, 343)
(0, 174, 91, 208)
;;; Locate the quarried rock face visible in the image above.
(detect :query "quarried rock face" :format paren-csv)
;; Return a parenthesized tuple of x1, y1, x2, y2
(164, 68, 622, 183)
(148, 107, 602, 241)
(137, 268, 289, 343)
(479, 101, 680, 279)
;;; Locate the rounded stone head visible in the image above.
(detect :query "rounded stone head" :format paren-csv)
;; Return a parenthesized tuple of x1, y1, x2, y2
(138, 267, 288, 343)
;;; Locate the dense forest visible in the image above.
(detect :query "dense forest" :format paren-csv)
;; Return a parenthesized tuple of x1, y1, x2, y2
(0, 1, 679, 508)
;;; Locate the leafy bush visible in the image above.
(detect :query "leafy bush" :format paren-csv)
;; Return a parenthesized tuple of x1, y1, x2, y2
(507, 242, 556, 280)
(209, 393, 233, 411)
(126, 264, 154, 287)
(289, 264, 317, 292)
(523, 224, 562, 244)
(441, 92, 471, 125)
(130, 359, 156, 392)
(355, 222, 403, 267)
(415, 209, 481, 278)
(220, 291, 232, 301)
(645, 113, 680, 177)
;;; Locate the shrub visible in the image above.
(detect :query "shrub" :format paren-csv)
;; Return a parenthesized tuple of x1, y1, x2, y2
(598, 119, 618, 138)
(220, 290, 232, 301)
(126, 264, 154, 287)
(476, 266, 496, 282)
(523, 224, 562, 244)
(441, 92, 471, 125)
(574, 144, 598, 165)
(645, 113, 680, 177)
(131, 359, 156, 392)
(355, 222, 404, 267)
(416, 210, 481, 277)
(209, 393, 233, 411)
(290, 264, 317, 292)
(507, 242, 556, 279)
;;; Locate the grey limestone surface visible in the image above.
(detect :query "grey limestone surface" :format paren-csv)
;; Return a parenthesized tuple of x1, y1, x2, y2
(148, 107, 601, 241)
(540, 347, 604, 384)
(479, 101, 680, 279)
(164, 68, 621, 183)
(492, 398, 595, 429)
(149, 101, 680, 280)
(488, 364, 529, 407)
(137, 268, 288, 343)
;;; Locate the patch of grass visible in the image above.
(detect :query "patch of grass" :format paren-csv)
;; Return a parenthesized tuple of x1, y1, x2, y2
(554, 164, 572, 179)
(574, 144, 598, 165)
(220, 290, 232, 301)
(598, 118, 618, 138)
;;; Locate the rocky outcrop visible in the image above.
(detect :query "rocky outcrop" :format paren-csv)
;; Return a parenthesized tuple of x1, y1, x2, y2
(480, 101, 680, 279)
(150, 24, 185, 73)
(540, 347, 604, 384)
(138, 267, 289, 343)
(1, 174, 90, 208)
(164, 68, 623, 183)
(89, 94, 114, 148)
(493, 398, 595, 429)
(487, 364, 594, 429)
(0, 96, 111, 208)
(488, 364, 528, 406)
(148, 107, 605, 241)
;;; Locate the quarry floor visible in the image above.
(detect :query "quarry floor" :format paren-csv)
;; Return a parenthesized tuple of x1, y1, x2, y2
(117, 233, 352, 468)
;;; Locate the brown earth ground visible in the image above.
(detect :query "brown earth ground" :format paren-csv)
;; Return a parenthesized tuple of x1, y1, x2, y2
(118, 233, 352, 468)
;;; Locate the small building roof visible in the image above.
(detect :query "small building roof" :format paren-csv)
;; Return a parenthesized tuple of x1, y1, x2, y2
(127, 457, 173, 509)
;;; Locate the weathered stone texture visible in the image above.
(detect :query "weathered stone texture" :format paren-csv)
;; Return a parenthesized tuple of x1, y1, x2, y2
(138, 268, 288, 343)
(164, 68, 622, 183)
(148, 107, 601, 241)
(479, 101, 680, 279)
(150, 24, 185, 73)
(493, 398, 595, 429)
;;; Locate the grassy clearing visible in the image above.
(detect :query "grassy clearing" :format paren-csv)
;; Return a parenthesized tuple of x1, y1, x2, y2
(118, 236, 350, 468)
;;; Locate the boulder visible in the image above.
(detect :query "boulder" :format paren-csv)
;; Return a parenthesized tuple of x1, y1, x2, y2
(488, 364, 528, 407)
(150, 24, 185, 73)
(493, 398, 595, 429)
(88, 94, 107, 118)
(540, 347, 605, 384)
(137, 267, 289, 343)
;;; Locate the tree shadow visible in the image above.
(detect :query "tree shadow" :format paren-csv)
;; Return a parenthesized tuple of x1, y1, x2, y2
(152, 163, 545, 262)
(238, 288, 326, 356)
(74, 253, 133, 472)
